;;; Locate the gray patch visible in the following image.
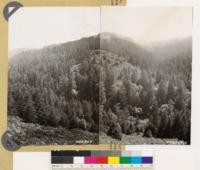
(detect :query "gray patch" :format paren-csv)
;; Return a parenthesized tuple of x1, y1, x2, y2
(3, 1, 23, 21)
(1, 131, 21, 151)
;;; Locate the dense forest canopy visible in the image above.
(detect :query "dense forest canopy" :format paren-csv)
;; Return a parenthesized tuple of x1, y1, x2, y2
(8, 32, 192, 144)
(99, 33, 191, 144)
(8, 35, 100, 133)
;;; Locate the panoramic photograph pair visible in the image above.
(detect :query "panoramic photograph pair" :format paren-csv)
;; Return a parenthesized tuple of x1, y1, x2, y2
(8, 7, 192, 145)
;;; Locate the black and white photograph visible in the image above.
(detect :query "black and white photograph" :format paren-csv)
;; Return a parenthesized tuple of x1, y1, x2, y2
(8, 6, 192, 146)
(8, 7, 100, 145)
(99, 7, 192, 145)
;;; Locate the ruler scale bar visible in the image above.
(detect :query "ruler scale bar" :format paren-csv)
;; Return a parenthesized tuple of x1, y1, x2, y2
(52, 165, 153, 169)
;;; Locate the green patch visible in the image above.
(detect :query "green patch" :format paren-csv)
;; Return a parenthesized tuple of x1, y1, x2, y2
(120, 157, 131, 164)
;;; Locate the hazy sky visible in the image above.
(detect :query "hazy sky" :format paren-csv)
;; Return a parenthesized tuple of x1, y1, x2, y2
(9, 7, 192, 50)
(9, 7, 100, 50)
(101, 7, 192, 45)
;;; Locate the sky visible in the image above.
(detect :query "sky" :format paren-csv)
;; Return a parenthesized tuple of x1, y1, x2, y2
(101, 7, 192, 45)
(9, 7, 192, 51)
(9, 7, 100, 51)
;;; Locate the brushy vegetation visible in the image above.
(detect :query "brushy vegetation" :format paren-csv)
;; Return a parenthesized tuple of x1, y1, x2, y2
(8, 116, 98, 145)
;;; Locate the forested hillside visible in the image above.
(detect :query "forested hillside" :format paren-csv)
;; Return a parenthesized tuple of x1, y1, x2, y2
(8, 33, 192, 145)
(8, 35, 100, 144)
(100, 33, 191, 144)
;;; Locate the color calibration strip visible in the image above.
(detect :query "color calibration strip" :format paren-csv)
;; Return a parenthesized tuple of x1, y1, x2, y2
(51, 150, 153, 170)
